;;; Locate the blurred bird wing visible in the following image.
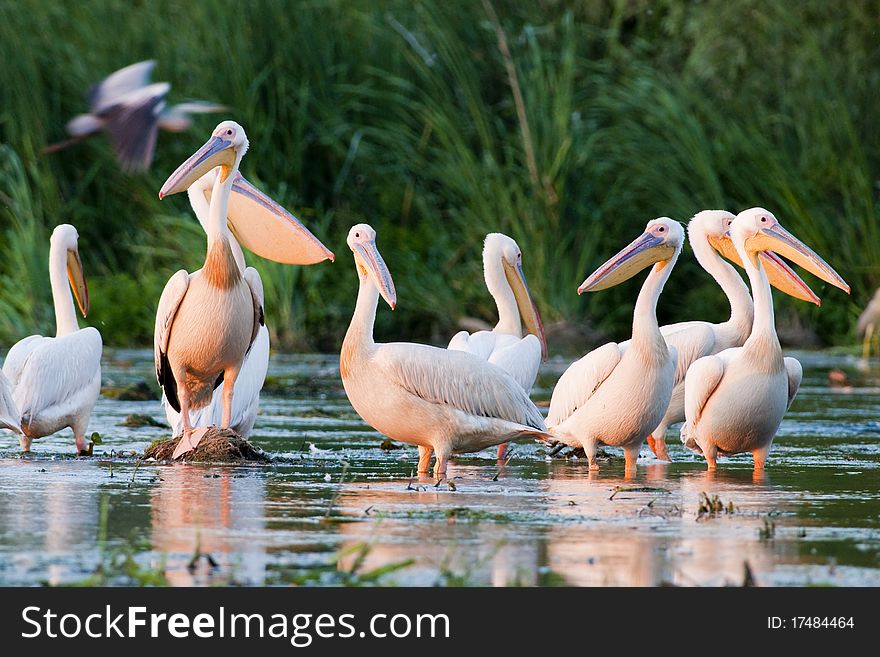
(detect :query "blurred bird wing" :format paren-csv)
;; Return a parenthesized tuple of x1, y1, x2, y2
(547, 342, 622, 427)
(99, 83, 168, 171)
(88, 60, 156, 112)
(487, 334, 542, 392)
(683, 353, 727, 430)
(168, 101, 227, 114)
(856, 294, 880, 337)
(11, 329, 102, 426)
(0, 371, 21, 434)
(661, 322, 717, 386)
(377, 343, 547, 431)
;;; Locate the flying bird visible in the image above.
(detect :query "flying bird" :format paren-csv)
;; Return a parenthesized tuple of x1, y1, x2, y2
(43, 60, 225, 172)
(681, 207, 849, 472)
(161, 168, 334, 438)
(339, 224, 549, 479)
(2, 224, 102, 453)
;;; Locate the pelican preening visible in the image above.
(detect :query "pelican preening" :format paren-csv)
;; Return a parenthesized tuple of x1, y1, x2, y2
(2, 225, 102, 453)
(546, 218, 683, 473)
(43, 60, 225, 172)
(681, 208, 849, 472)
(339, 224, 549, 478)
(644, 210, 820, 461)
(161, 169, 334, 438)
(448, 232, 546, 459)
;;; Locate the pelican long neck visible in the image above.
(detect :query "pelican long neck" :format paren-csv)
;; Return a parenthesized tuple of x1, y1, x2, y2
(740, 243, 779, 343)
(203, 165, 242, 288)
(189, 175, 246, 272)
(49, 241, 78, 337)
(341, 270, 379, 377)
(484, 253, 520, 336)
(631, 248, 680, 355)
(691, 230, 753, 337)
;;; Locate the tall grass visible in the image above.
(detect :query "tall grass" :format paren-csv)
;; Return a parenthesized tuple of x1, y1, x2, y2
(0, 0, 876, 349)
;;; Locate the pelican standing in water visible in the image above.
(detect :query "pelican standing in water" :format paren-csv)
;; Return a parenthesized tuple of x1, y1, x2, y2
(547, 218, 683, 473)
(682, 207, 849, 471)
(2, 224, 102, 453)
(644, 210, 820, 461)
(448, 233, 547, 459)
(156, 121, 263, 457)
(161, 169, 334, 438)
(339, 224, 548, 478)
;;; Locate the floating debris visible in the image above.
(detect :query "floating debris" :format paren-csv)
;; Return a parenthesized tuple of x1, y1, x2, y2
(379, 438, 401, 450)
(119, 413, 166, 428)
(697, 492, 735, 519)
(609, 485, 670, 500)
(143, 428, 271, 463)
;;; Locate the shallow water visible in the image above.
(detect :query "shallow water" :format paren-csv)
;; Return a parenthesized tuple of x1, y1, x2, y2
(0, 349, 878, 587)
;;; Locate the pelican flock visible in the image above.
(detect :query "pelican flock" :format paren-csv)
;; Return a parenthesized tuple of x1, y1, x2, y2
(681, 208, 849, 472)
(161, 168, 333, 438)
(5, 98, 858, 484)
(338, 224, 548, 478)
(644, 210, 821, 460)
(2, 224, 102, 453)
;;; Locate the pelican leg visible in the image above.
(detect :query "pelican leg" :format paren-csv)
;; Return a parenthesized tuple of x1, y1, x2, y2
(703, 443, 718, 471)
(18, 434, 32, 453)
(646, 432, 671, 462)
(584, 439, 599, 472)
(752, 445, 769, 472)
(623, 443, 640, 476)
(433, 447, 450, 480)
(496, 442, 508, 462)
(417, 446, 433, 474)
(73, 419, 91, 456)
(220, 367, 240, 429)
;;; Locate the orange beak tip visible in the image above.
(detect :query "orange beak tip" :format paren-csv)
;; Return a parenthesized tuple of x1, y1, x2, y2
(158, 192, 164, 200)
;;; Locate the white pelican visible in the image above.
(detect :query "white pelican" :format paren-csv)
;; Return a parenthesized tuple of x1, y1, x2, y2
(0, 372, 22, 437)
(448, 232, 547, 459)
(2, 224, 102, 453)
(339, 224, 549, 478)
(156, 121, 263, 457)
(644, 210, 820, 461)
(682, 207, 849, 471)
(546, 218, 683, 474)
(857, 288, 880, 360)
(43, 60, 225, 172)
(162, 170, 334, 438)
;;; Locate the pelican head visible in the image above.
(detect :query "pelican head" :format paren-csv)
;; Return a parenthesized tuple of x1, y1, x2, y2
(692, 209, 820, 305)
(347, 224, 396, 309)
(579, 217, 683, 294)
(51, 224, 89, 317)
(484, 233, 547, 359)
(732, 207, 850, 295)
(159, 120, 249, 198)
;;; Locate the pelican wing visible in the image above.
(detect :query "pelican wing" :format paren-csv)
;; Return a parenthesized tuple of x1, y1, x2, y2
(154, 270, 190, 411)
(682, 354, 727, 436)
(10, 329, 102, 428)
(88, 60, 156, 113)
(661, 322, 717, 386)
(547, 342, 622, 427)
(487, 334, 542, 392)
(377, 343, 546, 431)
(244, 267, 265, 353)
(447, 330, 496, 360)
(0, 371, 21, 434)
(2, 335, 42, 389)
(99, 83, 168, 171)
(783, 357, 803, 410)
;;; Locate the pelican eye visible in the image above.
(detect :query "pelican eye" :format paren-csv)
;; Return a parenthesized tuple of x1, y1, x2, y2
(226, 129, 233, 136)
(355, 232, 360, 238)
(658, 226, 666, 233)
(760, 216, 768, 223)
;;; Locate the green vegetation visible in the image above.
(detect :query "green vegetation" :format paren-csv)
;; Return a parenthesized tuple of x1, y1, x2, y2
(0, 1, 874, 350)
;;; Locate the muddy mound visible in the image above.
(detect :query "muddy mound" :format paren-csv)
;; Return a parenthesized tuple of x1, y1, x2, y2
(143, 427, 271, 463)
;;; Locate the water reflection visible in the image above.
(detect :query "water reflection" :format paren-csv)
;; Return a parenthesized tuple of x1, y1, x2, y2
(148, 466, 268, 585)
